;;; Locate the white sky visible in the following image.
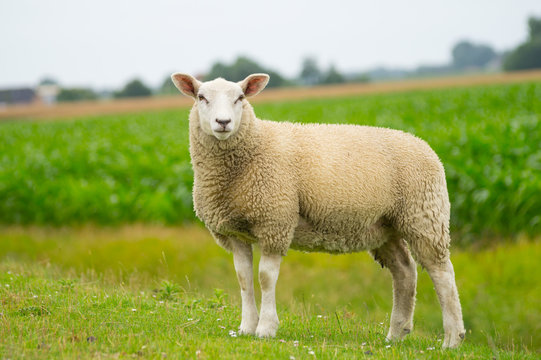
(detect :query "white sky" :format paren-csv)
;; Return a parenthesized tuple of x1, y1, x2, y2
(1, 0, 540, 89)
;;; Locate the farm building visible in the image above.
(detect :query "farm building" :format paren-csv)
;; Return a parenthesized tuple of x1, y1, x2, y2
(0, 88, 36, 105)
(36, 84, 60, 105)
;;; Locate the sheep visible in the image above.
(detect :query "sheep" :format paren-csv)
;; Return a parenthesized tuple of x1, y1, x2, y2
(171, 72, 466, 349)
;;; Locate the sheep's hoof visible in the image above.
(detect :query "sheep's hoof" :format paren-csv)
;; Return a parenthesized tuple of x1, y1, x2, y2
(255, 321, 278, 338)
(442, 331, 465, 349)
(385, 327, 412, 342)
(238, 321, 258, 335)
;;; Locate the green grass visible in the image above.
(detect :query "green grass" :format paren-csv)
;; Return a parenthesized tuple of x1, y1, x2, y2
(1, 82, 541, 244)
(1, 226, 539, 358)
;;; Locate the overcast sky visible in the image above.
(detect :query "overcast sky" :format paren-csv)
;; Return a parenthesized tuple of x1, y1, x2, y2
(1, 0, 540, 89)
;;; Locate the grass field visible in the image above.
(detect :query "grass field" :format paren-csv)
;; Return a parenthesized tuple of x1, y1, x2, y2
(1, 79, 540, 358)
(1, 226, 540, 359)
(1, 82, 540, 244)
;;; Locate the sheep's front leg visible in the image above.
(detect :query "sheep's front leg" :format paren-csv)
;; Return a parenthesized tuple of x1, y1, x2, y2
(255, 253, 282, 338)
(232, 240, 259, 335)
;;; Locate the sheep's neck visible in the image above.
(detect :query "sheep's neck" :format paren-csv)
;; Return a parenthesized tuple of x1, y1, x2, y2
(189, 104, 259, 179)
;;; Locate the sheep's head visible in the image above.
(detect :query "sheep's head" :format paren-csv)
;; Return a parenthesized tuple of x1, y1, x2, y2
(171, 73, 269, 140)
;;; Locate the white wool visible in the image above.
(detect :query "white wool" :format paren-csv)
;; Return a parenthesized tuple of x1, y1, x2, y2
(171, 73, 465, 348)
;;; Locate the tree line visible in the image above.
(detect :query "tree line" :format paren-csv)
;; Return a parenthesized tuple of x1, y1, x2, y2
(52, 17, 541, 102)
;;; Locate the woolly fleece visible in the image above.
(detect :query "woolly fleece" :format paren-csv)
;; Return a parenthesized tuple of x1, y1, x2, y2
(190, 100, 450, 265)
(175, 74, 465, 348)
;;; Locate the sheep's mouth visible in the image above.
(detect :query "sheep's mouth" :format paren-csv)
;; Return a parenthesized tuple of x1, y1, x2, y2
(213, 129, 233, 140)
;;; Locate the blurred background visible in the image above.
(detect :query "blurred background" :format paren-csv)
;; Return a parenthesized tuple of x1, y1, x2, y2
(1, 0, 541, 103)
(1, 0, 540, 357)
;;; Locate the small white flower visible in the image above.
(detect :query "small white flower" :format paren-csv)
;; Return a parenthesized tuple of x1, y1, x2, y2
(385, 345, 391, 349)
(188, 318, 193, 321)
(279, 339, 286, 343)
(33, 295, 38, 299)
(289, 356, 295, 360)
(308, 350, 315, 355)
(218, 325, 225, 329)
(317, 315, 323, 318)
(217, 318, 221, 321)
(293, 340, 299, 347)
(427, 347, 435, 350)
(159, 301, 164, 304)
(4, 284, 9, 288)
(361, 342, 367, 346)
(229, 330, 237, 337)
(131, 308, 137, 312)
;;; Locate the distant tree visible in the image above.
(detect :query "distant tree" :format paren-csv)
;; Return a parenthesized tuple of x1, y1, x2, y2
(39, 77, 58, 86)
(351, 73, 371, 83)
(504, 17, 541, 71)
(299, 57, 322, 85)
(503, 41, 541, 70)
(414, 64, 454, 76)
(205, 56, 287, 88)
(159, 75, 178, 95)
(528, 17, 541, 41)
(206, 62, 229, 80)
(57, 88, 97, 102)
(452, 41, 497, 69)
(114, 79, 152, 98)
(321, 65, 345, 84)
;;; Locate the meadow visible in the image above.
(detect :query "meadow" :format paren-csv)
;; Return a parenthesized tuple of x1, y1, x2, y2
(0, 226, 539, 359)
(1, 82, 541, 244)
(1, 81, 541, 358)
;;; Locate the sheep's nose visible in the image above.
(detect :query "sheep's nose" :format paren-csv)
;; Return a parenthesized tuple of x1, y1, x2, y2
(216, 119, 231, 127)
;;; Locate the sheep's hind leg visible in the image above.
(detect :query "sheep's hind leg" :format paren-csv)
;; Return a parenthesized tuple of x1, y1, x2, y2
(370, 237, 417, 342)
(407, 231, 465, 348)
(422, 257, 465, 348)
(232, 240, 259, 335)
(255, 253, 282, 338)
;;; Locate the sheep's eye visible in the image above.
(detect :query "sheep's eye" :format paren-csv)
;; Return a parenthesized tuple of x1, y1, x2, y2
(235, 95, 245, 103)
(198, 95, 208, 103)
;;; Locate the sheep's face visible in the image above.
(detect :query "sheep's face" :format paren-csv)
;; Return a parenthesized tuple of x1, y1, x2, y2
(171, 73, 269, 140)
(195, 79, 246, 140)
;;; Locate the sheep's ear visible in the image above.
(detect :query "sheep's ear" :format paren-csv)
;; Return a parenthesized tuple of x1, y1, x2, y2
(238, 73, 270, 97)
(171, 73, 201, 98)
